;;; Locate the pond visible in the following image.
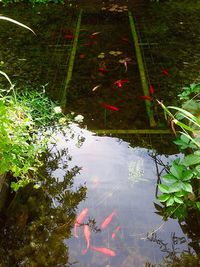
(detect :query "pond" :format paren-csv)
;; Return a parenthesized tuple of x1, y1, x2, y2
(0, 0, 200, 266)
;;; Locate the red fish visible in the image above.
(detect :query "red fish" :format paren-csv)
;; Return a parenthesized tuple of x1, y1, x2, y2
(82, 225, 91, 255)
(98, 68, 108, 74)
(100, 210, 117, 230)
(121, 37, 129, 42)
(140, 95, 153, 101)
(114, 79, 129, 88)
(64, 34, 74, 40)
(73, 208, 88, 238)
(83, 41, 95, 46)
(91, 245, 116, 257)
(149, 84, 155, 95)
(162, 69, 169, 76)
(101, 103, 119, 111)
(111, 226, 121, 240)
(79, 54, 86, 59)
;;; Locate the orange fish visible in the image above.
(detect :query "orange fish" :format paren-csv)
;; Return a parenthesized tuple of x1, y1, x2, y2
(114, 79, 129, 88)
(73, 208, 88, 238)
(100, 210, 117, 230)
(140, 95, 153, 101)
(82, 225, 91, 255)
(101, 103, 119, 111)
(91, 245, 116, 256)
(98, 67, 108, 74)
(111, 226, 121, 239)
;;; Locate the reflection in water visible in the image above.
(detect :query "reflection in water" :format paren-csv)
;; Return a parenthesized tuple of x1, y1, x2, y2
(0, 128, 87, 267)
(50, 124, 196, 267)
(0, 124, 199, 266)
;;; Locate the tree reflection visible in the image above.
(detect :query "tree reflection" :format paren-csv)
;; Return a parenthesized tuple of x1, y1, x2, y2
(0, 136, 87, 267)
(146, 232, 200, 267)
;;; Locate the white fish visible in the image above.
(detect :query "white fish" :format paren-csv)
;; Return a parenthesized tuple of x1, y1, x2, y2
(91, 31, 101, 36)
(92, 84, 101, 91)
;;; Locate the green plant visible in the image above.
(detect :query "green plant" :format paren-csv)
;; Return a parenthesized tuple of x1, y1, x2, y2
(178, 83, 200, 101)
(0, 0, 64, 5)
(0, 83, 69, 191)
(157, 93, 200, 220)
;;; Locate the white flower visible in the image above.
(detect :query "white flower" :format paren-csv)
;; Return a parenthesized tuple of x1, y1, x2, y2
(74, 114, 84, 123)
(54, 106, 62, 113)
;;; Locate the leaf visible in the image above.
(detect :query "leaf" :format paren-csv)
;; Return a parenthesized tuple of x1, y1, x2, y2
(158, 184, 170, 193)
(181, 182, 193, 193)
(175, 191, 184, 197)
(166, 197, 175, 207)
(0, 71, 13, 86)
(174, 196, 184, 204)
(170, 162, 184, 178)
(181, 154, 200, 167)
(181, 170, 193, 181)
(162, 173, 177, 183)
(0, 16, 36, 35)
(169, 182, 181, 192)
(196, 202, 200, 211)
(168, 106, 200, 128)
(158, 194, 170, 202)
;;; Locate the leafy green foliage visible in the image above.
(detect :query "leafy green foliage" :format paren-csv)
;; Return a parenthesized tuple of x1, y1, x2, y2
(0, 0, 64, 5)
(178, 83, 200, 100)
(0, 87, 72, 191)
(157, 88, 200, 220)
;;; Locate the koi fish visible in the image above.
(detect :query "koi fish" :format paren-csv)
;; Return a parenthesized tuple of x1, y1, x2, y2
(162, 69, 169, 76)
(114, 79, 129, 88)
(111, 226, 121, 240)
(149, 84, 155, 95)
(140, 95, 153, 101)
(79, 54, 86, 59)
(124, 61, 128, 72)
(73, 208, 88, 238)
(121, 37, 129, 42)
(64, 34, 74, 40)
(91, 245, 116, 257)
(101, 103, 119, 111)
(92, 84, 101, 91)
(91, 31, 101, 36)
(100, 210, 117, 230)
(82, 225, 91, 255)
(83, 41, 95, 46)
(98, 68, 108, 74)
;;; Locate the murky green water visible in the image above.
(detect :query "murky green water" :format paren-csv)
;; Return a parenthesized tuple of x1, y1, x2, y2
(0, 1, 200, 266)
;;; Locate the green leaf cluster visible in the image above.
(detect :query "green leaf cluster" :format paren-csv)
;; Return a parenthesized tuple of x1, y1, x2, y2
(0, 0, 64, 5)
(157, 87, 200, 219)
(0, 88, 71, 191)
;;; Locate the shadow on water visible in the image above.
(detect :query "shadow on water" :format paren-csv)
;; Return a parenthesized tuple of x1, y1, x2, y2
(0, 129, 87, 266)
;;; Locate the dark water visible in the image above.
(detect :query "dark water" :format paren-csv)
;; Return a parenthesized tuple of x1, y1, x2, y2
(0, 1, 200, 266)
